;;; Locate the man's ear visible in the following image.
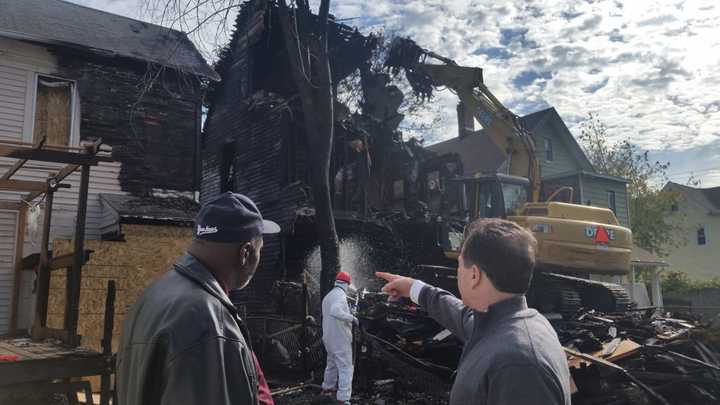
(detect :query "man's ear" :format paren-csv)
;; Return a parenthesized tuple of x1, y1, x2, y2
(471, 265, 483, 289)
(239, 242, 253, 265)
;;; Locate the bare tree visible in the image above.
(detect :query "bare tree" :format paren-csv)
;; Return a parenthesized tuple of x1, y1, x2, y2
(277, 0, 340, 297)
(140, 0, 241, 60)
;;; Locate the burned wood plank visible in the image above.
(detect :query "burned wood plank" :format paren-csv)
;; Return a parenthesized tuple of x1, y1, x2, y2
(0, 179, 49, 193)
(564, 347, 670, 405)
(64, 165, 91, 346)
(1, 136, 46, 180)
(0, 144, 112, 165)
(8, 205, 26, 334)
(0, 380, 94, 405)
(48, 250, 92, 271)
(28, 327, 71, 343)
(632, 371, 720, 384)
(100, 280, 116, 405)
(24, 164, 79, 202)
(645, 345, 720, 372)
(32, 189, 54, 332)
(0, 355, 111, 386)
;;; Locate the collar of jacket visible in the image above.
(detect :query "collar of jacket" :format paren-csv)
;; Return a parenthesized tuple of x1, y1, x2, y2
(483, 295, 529, 322)
(174, 253, 238, 316)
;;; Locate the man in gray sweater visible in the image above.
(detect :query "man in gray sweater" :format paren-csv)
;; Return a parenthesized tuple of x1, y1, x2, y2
(376, 218, 571, 405)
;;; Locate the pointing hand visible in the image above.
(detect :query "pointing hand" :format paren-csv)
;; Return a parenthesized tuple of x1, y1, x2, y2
(375, 272, 415, 300)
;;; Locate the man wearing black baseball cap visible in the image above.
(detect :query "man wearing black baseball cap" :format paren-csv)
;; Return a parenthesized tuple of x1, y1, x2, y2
(117, 192, 280, 405)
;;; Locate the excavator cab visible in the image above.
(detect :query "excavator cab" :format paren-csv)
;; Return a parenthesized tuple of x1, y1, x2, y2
(441, 173, 530, 253)
(467, 174, 528, 219)
(447, 173, 530, 220)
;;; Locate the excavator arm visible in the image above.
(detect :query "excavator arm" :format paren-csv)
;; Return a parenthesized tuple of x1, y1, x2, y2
(416, 63, 541, 202)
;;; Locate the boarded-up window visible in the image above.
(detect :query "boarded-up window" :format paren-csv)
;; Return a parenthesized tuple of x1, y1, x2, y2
(34, 76, 73, 146)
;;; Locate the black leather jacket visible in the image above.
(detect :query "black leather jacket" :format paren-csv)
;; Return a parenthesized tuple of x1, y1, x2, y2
(116, 254, 258, 405)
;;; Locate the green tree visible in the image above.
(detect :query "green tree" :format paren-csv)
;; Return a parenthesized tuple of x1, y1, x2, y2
(661, 270, 720, 296)
(578, 112, 686, 256)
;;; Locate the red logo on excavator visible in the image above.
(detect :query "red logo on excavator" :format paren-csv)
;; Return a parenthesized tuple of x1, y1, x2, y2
(594, 226, 610, 244)
(585, 225, 614, 244)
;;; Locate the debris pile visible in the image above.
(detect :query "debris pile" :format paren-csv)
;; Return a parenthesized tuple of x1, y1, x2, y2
(561, 309, 720, 404)
(254, 284, 719, 404)
(351, 294, 720, 405)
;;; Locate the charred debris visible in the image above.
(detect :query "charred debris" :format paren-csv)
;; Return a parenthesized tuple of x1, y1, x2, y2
(201, 2, 720, 404)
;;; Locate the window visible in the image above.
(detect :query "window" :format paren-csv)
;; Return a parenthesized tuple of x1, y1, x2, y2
(33, 76, 75, 146)
(501, 182, 528, 216)
(671, 202, 679, 212)
(697, 226, 707, 246)
(220, 141, 237, 193)
(607, 190, 616, 214)
(544, 138, 553, 161)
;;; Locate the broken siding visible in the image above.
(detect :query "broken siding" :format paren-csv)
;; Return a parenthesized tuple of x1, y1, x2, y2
(0, 38, 125, 241)
(0, 37, 202, 329)
(55, 51, 201, 195)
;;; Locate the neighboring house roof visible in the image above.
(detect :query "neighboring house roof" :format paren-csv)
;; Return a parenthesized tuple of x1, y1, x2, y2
(0, 0, 219, 80)
(664, 182, 720, 214)
(100, 193, 198, 225)
(543, 170, 628, 184)
(538, 107, 594, 172)
(425, 128, 506, 175)
(702, 186, 720, 210)
(426, 106, 594, 174)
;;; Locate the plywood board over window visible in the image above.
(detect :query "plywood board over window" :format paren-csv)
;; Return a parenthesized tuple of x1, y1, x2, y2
(33, 76, 72, 146)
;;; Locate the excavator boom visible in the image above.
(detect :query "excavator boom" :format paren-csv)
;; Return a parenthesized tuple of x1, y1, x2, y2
(416, 63, 541, 202)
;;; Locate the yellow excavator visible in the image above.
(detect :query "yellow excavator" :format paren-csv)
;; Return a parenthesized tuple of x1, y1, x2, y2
(386, 39, 633, 314)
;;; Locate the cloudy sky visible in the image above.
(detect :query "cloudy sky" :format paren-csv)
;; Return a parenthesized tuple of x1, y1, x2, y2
(69, 0, 720, 187)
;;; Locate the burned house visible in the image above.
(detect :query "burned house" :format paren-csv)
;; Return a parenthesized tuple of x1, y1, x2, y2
(201, 0, 399, 310)
(203, 1, 476, 316)
(0, 0, 216, 342)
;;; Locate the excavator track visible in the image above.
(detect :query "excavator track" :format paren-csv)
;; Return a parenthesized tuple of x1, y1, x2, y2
(413, 264, 633, 317)
(527, 275, 582, 318)
(532, 273, 634, 315)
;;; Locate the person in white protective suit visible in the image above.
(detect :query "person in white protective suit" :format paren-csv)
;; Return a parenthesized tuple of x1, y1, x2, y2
(321, 271, 358, 404)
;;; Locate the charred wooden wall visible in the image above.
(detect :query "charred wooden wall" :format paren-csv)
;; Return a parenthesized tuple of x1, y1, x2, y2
(202, 1, 310, 313)
(55, 50, 201, 195)
(202, 0, 381, 313)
